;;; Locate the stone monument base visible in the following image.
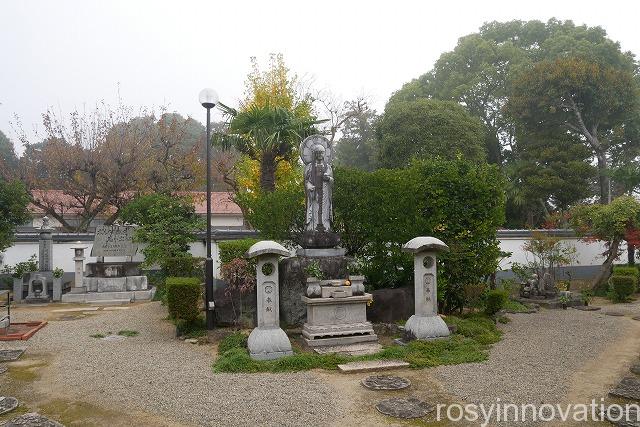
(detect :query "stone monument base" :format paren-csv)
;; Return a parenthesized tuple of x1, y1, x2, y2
(61, 288, 155, 303)
(301, 294, 378, 347)
(83, 275, 148, 292)
(248, 326, 294, 360)
(404, 314, 450, 340)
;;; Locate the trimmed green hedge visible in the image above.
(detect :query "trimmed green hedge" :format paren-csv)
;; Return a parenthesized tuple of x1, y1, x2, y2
(166, 277, 202, 322)
(613, 265, 639, 280)
(162, 256, 205, 279)
(219, 239, 259, 265)
(610, 275, 637, 302)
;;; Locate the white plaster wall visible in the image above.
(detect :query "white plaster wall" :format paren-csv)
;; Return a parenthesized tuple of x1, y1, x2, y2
(1, 240, 223, 278)
(498, 237, 628, 270)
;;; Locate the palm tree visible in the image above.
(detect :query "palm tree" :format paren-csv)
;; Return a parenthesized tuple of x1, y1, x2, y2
(215, 102, 319, 192)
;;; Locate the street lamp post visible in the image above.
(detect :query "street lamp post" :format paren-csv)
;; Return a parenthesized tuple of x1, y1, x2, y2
(199, 88, 219, 330)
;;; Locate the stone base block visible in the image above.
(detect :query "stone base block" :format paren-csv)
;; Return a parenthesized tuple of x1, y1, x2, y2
(61, 288, 155, 303)
(83, 276, 148, 292)
(404, 314, 450, 340)
(248, 326, 293, 360)
(303, 333, 378, 347)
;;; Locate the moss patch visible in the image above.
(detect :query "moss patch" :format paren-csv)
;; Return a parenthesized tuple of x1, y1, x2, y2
(213, 314, 502, 373)
(40, 399, 121, 426)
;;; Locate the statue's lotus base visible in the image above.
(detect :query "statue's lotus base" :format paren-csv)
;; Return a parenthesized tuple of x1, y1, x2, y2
(248, 327, 293, 360)
(404, 314, 450, 340)
(301, 230, 341, 248)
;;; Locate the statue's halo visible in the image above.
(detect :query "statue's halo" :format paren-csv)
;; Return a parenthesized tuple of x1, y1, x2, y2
(300, 134, 332, 164)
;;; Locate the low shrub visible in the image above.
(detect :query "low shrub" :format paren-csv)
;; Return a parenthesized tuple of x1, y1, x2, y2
(219, 239, 260, 266)
(613, 265, 640, 280)
(609, 275, 637, 302)
(484, 289, 508, 317)
(166, 277, 202, 322)
(162, 256, 205, 279)
(176, 316, 206, 338)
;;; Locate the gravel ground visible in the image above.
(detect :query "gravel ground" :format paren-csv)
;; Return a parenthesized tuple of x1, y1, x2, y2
(0, 303, 339, 427)
(433, 307, 639, 425)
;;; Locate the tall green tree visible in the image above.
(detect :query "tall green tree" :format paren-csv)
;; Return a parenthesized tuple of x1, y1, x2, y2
(334, 100, 378, 171)
(0, 179, 31, 252)
(505, 129, 596, 227)
(0, 130, 18, 175)
(376, 99, 486, 168)
(507, 57, 639, 204)
(390, 19, 637, 168)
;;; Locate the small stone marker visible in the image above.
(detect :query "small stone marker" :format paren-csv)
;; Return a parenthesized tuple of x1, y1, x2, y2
(361, 375, 411, 391)
(609, 377, 640, 400)
(245, 241, 293, 361)
(401, 237, 450, 340)
(0, 397, 19, 416)
(605, 311, 625, 317)
(337, 360, 410, 373)
(2, 412, 64, 427)
(314, 343, 382, 356)
(0, 349, 25, 362)
(375, 397, 434, 419)
(602, 405, 640, 427)
(574, 306, 601, 311)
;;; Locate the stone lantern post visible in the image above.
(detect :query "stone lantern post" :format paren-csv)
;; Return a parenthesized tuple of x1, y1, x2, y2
(402, 236, 450, 340)
(245, 241, 293, 360)
(70, 243, 88, 293)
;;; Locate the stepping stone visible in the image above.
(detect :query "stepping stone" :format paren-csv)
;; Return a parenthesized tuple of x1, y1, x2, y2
(602, 405, 640, 426)
(2, 412, 64, 426)
(0, 349, 24, 362)
(631, 364, 640, 375)
(102, 306, 130, 311)
(337, 360, 410, 373)
(610, 377, 640, 400)
(574, 306, 601, 311)
(361, 375, 411, 390)
(51, 307, 98, 313)
(0, 397, 19, 415)
(57, 315, 84, 321)
(314, 343, 382, 356)
(376, 397, 434, 419)
(101, 335, 126, 342)
(606, 311, 626, 317)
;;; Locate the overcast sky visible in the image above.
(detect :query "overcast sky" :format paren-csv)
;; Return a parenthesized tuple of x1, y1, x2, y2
(2, 0, 639, 154)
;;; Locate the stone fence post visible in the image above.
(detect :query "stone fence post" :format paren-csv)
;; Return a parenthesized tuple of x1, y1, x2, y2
(245, 241, 293, 360)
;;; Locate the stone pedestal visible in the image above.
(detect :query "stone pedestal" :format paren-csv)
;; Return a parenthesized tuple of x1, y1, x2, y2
(12, 277, 23, 303)
(279, 255, 350, 326)
(52, 277, 63, 301)
(301, 294, 377, 346)
(402, 236, 450, 340)
(245, 241, 293, 361)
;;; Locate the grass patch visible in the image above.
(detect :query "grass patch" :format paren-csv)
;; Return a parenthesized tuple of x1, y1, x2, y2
(503, 299, 531, 313)
(497, 315, 511, 324)
(117, 330, 139, 337)
(213, 314, 501, 373)
(89, 333, 105, 339)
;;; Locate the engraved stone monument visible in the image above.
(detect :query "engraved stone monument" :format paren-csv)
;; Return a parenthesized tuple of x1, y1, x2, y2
(62, 225, 154, 303)
(401, 236, 450, 340)
(245, 241, 293, 360)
